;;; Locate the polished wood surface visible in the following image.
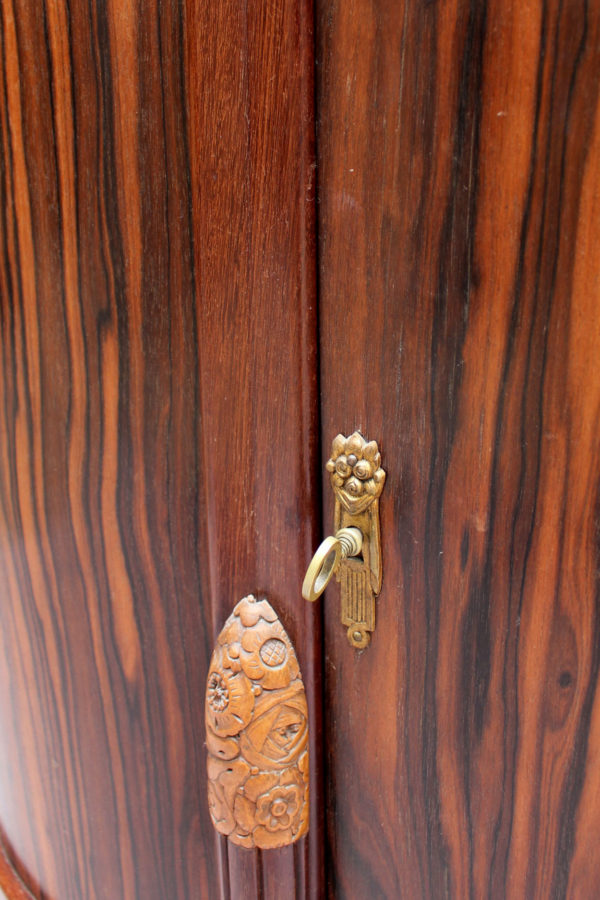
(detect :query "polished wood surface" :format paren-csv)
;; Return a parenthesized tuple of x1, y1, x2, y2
(317, 0, 600, 897)
(0, 0, 319, 898)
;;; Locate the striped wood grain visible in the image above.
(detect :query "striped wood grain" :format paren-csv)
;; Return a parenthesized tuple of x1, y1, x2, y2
(0, 0, 320, 897)
(317, 0, 600, 897)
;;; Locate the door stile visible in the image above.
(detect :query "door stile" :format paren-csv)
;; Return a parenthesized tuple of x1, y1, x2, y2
(185, 0, 323, 896)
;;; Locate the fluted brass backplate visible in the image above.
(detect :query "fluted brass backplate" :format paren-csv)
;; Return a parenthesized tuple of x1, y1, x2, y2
(326, 432, 386, 648)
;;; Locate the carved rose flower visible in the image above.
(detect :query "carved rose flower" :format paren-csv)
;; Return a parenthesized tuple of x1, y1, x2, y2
(240, 691, 308, 770)
(326, 431, 385, 513)
(205, 648, 255, 737)
(233, 768, 306, 849)
(239, 619, 299, 689)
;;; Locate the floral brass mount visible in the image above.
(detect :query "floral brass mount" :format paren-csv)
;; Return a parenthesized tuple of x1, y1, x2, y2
(302, 432, 386, 649)
(205, 594, 309, 849)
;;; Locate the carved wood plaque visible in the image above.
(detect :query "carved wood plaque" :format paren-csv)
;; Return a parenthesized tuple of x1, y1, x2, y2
(205, 595, 309, 849)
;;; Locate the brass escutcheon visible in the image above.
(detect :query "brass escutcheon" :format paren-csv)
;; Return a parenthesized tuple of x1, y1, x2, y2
(302, 432, 385, 648)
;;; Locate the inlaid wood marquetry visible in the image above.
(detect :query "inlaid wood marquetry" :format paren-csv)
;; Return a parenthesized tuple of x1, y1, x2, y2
(206, 595, 309, 850)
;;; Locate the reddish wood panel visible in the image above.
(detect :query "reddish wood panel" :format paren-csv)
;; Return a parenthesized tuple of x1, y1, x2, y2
(0, 1, 320, 898)
(317, 0, 600, 897)
(186, 0, 322, 894)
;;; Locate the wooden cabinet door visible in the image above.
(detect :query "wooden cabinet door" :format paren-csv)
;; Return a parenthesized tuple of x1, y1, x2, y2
(317, 1, 600, 898)
(0, 1, 321, 898)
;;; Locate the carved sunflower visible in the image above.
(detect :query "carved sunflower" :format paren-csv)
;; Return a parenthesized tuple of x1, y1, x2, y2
(239, 619, 299, 689)
(205, 647, 255, 737)
(326, 431, 385, 514)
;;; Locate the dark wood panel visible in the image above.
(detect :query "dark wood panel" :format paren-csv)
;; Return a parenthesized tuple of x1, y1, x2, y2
(317, 0, 600, 897)
(0, 0, 320, 898)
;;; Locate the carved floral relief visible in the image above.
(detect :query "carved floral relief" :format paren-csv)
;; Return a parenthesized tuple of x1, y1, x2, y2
(205, 594, 309, 849)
